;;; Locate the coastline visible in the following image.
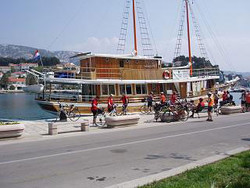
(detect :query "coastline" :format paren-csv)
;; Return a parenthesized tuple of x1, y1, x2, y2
(0, 90, 24, 94)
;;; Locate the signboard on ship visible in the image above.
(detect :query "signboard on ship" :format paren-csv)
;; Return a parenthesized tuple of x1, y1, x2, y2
(172, 69, 190, 80)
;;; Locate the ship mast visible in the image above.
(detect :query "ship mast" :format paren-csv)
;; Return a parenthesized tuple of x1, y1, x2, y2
(185, 0, 192, 76)
(132, 0, 138, 56)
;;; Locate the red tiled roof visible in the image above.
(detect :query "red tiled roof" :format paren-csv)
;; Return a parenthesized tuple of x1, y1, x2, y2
(8, 77, 26, 83)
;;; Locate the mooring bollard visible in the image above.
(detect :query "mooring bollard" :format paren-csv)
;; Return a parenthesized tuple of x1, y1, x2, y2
(81, 120, 89, 132)
(48, 122, 57, 135)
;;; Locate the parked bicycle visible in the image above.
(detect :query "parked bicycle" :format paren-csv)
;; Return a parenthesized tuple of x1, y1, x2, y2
(57, 102, 81, 122)
(118, 104, 128, 115)
(140, 102, 151, 114)
(161, 103, 189, 123)
(95, 107, 107, 127)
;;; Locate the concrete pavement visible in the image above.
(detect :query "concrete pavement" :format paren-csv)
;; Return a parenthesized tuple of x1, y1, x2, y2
(0, 112, 249, 188)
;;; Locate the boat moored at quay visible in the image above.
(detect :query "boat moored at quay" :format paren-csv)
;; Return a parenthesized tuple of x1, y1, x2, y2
(34, 0, 236, 115)
(35, 53, 221, 115)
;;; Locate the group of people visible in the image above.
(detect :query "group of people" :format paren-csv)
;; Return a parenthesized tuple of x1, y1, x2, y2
(91, 93, 129, 125)
(91, 89, 249, 125)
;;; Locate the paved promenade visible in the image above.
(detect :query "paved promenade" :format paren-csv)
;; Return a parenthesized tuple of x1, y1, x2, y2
(18, 112, 209, 141)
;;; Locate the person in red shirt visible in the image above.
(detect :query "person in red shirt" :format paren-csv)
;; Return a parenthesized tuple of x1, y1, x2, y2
(170, 91, 177, 105)
(160, 92, 166, 105)
(190, 98, 205, 118)
(107, 94, 114, 112)
(120, 93, 129, 114)
(222, 91, 228, 101)
(91, 96, 99, 125)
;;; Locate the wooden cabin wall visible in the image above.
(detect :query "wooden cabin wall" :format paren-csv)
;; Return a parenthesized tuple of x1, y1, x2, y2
(80, 57, 161, 80)
(179, 82, 187, 98)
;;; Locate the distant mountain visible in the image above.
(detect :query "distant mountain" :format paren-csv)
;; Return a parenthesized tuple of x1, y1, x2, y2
(0, 44, 80, 64)
(224, 71, 250, 78)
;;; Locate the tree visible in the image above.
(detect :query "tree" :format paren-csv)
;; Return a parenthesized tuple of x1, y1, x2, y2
(26, 74, 38, 85)
(0, 72, 10, 89)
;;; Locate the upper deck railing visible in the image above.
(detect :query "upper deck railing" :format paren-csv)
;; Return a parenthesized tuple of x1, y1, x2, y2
(52, 67, 220, 80)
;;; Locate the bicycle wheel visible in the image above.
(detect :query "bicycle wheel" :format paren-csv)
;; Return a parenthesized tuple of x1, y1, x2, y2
(179, 110, 189, 122)
(95, 113, 106, 127)
(68, 108, 81, 122)
(140, 104, 147, 114)
(162, 111, 172, 123)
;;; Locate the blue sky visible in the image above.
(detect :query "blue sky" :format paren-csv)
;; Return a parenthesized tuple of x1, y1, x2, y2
(0, 0, 249, 72)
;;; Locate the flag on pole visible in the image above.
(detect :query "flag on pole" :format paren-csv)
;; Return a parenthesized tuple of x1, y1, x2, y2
(33, 50, 41, 61)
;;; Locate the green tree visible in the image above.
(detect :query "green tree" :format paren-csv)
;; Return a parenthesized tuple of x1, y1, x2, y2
(26, 74, 38, 85)
(0, 72, 10, 89)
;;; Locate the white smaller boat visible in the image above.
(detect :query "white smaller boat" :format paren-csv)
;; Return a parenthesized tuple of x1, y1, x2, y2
(23, 84, 44, 93)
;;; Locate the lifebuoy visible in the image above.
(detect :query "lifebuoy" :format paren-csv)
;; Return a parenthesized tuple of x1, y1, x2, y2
(163, 70, 170, 79)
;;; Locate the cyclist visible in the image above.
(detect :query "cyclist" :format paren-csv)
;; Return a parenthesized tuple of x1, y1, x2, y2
(121, 93, 129, 114)
(147, 92, 154, 112)
(207, 92, 214, 122)
(107, 94, 114, 113)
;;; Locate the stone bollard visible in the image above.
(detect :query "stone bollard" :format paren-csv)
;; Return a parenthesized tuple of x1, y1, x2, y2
(81, 120, 89, 132)
(48, 122, 57, 135)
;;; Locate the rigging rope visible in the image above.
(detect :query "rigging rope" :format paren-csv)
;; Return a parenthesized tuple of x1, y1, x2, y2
(194, 0, 236, 70)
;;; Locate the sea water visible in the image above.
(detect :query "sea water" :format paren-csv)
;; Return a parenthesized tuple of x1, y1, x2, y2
(0, 93, 56, 120)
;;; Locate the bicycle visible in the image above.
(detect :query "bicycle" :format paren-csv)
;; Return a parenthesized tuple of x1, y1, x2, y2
(95, 108, 107, 127)
(153, 102, 170, 122)
(108, 104, 119, 116)
(161, 102, 189, 123)
(118, 104, 128, 115)
(140, 102, 151, 114)
(58, 102, 81, 122)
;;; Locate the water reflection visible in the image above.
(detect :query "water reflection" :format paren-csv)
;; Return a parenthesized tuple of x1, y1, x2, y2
(0, 93, 56, 120)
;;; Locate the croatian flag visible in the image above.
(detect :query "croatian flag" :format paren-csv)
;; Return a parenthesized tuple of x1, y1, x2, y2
(33, 50, 41, 61)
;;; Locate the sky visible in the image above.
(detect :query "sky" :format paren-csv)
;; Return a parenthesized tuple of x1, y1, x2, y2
(0, 0, 249, 72)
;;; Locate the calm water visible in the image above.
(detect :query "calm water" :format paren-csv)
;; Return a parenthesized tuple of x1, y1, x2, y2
(0, 93, 56, 120)
(0, 92, 243, 121)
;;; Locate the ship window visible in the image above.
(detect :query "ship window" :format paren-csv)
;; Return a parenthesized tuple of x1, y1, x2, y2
(82, 84, 96, 96)
(136, 84, 147, 95)
(102, 85, 108, 95)
(119, 60, 124, 67)
(101, 84, 115, 96)
(119, 84, 132, 95)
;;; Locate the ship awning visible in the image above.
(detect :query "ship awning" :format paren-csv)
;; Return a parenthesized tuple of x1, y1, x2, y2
(45, 76, 219, 85)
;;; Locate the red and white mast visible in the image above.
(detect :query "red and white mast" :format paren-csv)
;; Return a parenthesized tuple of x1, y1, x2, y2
(185, 0, 192, 76)
(132, 0, 138, 56)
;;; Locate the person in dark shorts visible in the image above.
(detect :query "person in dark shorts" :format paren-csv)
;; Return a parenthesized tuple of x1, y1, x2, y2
(91, 96, 100, 125)
(147, 92, 154, 112)
(207, 92, 214, 121)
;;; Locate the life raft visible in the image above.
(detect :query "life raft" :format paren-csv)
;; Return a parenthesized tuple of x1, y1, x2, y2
(163, 70, 171, 79)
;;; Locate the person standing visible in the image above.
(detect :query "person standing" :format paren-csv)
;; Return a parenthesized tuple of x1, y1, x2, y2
(170, 91, 177, 105)
(147, 92, 154, 112)
(207, 92, 214, 122)
(213, 90, 219, 108)
(121, 93, 129, 114)
(91, 96, 99, 125)
(240, 90, 247, 112)
(160, 92, 166, 105)
(107, 94, 114, 112)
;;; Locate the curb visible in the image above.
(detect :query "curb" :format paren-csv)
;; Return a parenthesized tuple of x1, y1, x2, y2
(106, 146, 250, 188)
